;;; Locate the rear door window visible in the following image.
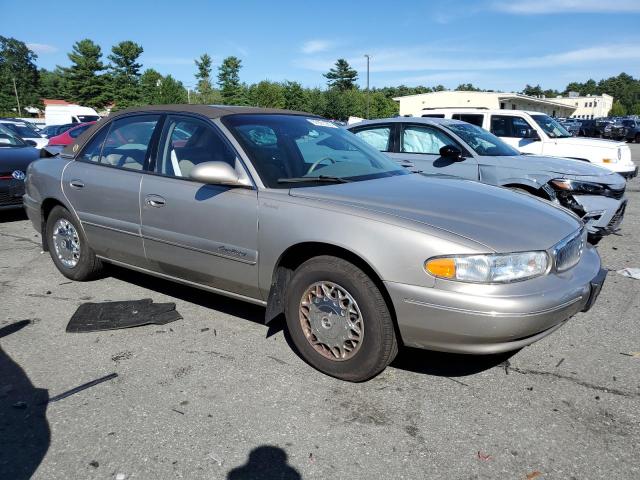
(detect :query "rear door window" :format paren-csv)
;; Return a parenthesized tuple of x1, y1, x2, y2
(352, 126, 392, 152)
(452, 114, 484, 127)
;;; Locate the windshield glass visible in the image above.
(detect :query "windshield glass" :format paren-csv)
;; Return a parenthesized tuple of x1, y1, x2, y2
(77, 115, 100, 122)
(0, 124, 27, 147)
(223, 114, 408, 188)
(531, 115, 571, 138)
(2, 122, 39, 138)
(444, 122, 520, 156)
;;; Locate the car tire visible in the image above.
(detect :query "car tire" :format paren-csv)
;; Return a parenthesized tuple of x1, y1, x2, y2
(636, 133, 640, 144)
(284, 255, 398, 382)
(46, 206, 103, 281)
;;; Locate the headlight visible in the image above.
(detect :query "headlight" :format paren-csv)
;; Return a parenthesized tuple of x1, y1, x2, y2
(550, 179, 606, 194)
(424, 251, 549, 283)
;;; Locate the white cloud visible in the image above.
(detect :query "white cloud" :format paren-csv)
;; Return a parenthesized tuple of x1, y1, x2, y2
(301, 40, 333, 54)
(492, 0, 640, 14)
(26, 43, 58, 54)
(296, 43, 640, 74)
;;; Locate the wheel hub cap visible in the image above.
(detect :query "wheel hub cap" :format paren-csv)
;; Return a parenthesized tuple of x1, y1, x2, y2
(52, 219, 80, 268)
(299, 282, 364, 361)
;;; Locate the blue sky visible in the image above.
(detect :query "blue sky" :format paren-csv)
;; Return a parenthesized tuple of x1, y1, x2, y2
(3, 0, 640, 92)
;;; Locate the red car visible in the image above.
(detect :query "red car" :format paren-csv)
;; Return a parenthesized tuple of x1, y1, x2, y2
(47, 122, 96, 146)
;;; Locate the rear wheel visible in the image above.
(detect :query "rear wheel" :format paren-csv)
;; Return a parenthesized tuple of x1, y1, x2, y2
(46, 206, 103, 281)
(284, 256, 398, 382)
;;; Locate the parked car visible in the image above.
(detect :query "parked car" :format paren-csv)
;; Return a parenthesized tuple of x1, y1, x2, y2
(602, 120, 627, 141)
(41, 123, 78, 139)
(45, 104, 100, 126)
(621, 118, 640, 143)
(0, 119, 48, 148)
(578, 119, 608, 138)
(47, 122, 96, 146)
(24, 105, 606, 381)
(349, 117, 627, 244)
(0, 125, 41, 209)
(558, 118, 581, 136)
(418, 109, 638, 178)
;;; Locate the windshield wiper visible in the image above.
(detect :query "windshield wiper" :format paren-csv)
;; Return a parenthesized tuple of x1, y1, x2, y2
(277, 175, 351, 184)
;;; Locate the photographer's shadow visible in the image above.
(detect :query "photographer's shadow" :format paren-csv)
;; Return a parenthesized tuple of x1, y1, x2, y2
(227, 445, 300, 480)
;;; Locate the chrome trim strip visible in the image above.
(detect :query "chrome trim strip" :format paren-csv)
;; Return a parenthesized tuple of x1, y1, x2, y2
(142, 234, 257, 265)
(82, 221, 140, 238)
(403, 296, 584, 317)
(96, 256, 267, 306)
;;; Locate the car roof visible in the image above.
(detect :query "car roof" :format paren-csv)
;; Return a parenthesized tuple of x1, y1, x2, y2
(62, 105, 315, 157)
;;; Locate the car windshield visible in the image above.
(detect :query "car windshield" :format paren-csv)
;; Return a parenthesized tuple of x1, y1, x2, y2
(0, 124, 27, 147)
(2, 122, 39, 138)
(223, 114, 408, 188)
(531, 115, 572, 138)
(444, 122, 520, 156)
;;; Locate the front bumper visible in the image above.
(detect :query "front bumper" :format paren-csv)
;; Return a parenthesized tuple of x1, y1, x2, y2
(620, 166, 638, 179)
(385, 246, 603, 354)
(22, 193, 42, 233)
(0, 179, 25, 210)
(572, 194, 627, 236)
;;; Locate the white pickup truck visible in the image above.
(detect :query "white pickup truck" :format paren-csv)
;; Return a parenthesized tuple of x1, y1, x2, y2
(419, 108, 638, 178)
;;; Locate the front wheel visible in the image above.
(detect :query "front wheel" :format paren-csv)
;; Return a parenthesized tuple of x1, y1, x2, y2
(284, 256, 398, 382)
(46, 206, 104, 281)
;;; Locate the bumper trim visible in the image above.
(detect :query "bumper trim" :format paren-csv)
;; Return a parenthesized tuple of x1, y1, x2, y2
(582, 268, 607, 312)
(403, 296, 584, 318)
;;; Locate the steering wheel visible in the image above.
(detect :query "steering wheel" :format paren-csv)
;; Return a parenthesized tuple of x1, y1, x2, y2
(307, 156, 336, 174)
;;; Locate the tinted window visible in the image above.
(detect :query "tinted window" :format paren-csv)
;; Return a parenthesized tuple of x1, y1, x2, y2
(401, 125, 458, 154)
(100, 115, 160, 170)
(353, 126, 392, 151)
(444, 123, 520, 156)
(452, 114, 484, 127)
(78, 126, 110, 163)
(490, 115, 533, 138)
(156, 116, 237, 178)
(421, 114, 445, 118)
(531, 115, 571, 138)
(224, 114, 406, 188)
(69, 123, 92, 138)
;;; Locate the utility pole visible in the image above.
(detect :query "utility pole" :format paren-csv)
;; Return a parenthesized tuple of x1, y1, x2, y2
(187, 88, 191, 104)
(364, 54, 370, 119)
(12, 76, 22, 116)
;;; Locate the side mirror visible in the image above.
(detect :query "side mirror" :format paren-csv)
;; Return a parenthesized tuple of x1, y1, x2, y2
(524, 128, 540, 140)
(25, 139, 38, 147)
(439, 145, 464, 161)
(189, 161, 248, 187)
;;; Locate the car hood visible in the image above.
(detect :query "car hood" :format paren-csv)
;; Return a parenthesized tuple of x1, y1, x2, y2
(504, 155, 614, 176)
(0, 146, 41, 171)
(289, 174, 581, 253)
(553, 136, 626, 150)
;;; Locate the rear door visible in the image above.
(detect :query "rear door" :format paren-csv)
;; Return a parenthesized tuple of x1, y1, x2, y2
(139, 114, 260, 299)
(61, 114, 161, 266)
(389, 123, 478, 179)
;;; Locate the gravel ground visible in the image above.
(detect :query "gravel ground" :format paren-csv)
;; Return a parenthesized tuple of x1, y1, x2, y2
(1, 145, 639, 480)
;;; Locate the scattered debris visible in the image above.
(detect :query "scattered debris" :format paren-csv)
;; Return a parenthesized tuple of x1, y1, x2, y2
(616, 268, 640, 280)
(526, 387, 533, 391)
(200, 327, 210, 332)
(498, 360, 511, 375)
(477, 451, 493, 461)
(308, 452, 316, 464)
(526, 471, 543, 480)
(209, 453, 223, 466)
(115, 473, 126, 480)
(89, 461, 99, 468)
(46, 373, 118, 404)
(620, 352, 640, 358)
(111, 351, 133, 362)
(444, 376, 469, 387)
(171, 408, 185, 415)
(267, 355, 288, 365)
(67, 299, 182, 332)
(555, 358, 565, 368)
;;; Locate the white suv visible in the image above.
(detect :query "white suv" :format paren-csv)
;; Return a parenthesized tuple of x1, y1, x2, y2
(418, 108, 637, 178)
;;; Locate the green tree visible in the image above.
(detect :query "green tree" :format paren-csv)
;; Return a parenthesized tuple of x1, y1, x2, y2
(455, 83, 482, 92)
(157, 75, 188, 104)
(282, 81, 308, 111)
(630, 103, 640, 115)
(323, 59, 358, 91)
(108, 40, 144, 108)
(610, 100, 626, 116)
(217, 56, 245, 105)
(194, 53, 217, 103)
(0, 36, 40, 113)
(305, 88, 326, 116)
(247, 81, 285, 108)
(139, 68, 163, 104)
(63, 39, 109, 108)
(38, 68, 66, 100)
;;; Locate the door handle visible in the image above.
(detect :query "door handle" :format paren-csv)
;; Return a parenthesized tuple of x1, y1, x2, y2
(69, 180, 85, 189)
(145, 195, 166, 208)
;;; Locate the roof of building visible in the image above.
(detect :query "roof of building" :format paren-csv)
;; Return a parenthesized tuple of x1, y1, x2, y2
(43, 99, 71, 106)
(392, 91, 573, 109)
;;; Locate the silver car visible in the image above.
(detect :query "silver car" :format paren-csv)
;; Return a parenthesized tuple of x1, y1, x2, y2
(349, 117, 627, 244)
(24, 105, 606, 381)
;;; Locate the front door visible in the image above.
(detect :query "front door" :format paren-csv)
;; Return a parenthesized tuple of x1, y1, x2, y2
(389, 123, 478, 179)
(61, 114, 161, 266)
(140, 114, 260, 299)
(489, 115, 543, 155)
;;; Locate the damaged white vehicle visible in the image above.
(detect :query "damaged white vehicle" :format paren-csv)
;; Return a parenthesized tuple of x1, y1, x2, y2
(350, 117, 627, 244)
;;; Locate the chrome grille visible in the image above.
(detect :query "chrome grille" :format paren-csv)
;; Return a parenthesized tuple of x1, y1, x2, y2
(553, 229, 585, 272)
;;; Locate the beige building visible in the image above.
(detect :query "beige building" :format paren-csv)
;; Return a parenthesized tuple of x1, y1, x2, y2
(552, 93, 613, 119)
(394, 91, 576, 118)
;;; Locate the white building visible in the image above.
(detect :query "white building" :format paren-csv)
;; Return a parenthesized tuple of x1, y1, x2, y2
(394, 91, 576, 118)
(551, 93, 613, 119)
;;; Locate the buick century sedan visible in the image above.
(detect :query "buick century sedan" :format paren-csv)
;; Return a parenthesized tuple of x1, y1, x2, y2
(24, 105, 606, 381)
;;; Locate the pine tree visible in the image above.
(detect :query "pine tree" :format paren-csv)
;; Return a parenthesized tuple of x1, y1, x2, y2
(217, 56, 245, 105)
(194, 53, 217, 103)
(108, 41, 144, 108)
(323, 59, 358, 91)
(63, 39, 109, 108)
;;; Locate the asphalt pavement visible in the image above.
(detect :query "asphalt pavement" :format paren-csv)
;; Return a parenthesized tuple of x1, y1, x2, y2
(1, 145, 639, 480)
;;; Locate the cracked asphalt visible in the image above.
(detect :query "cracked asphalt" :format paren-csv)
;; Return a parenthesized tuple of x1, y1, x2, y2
(1, 146, 639, 480)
